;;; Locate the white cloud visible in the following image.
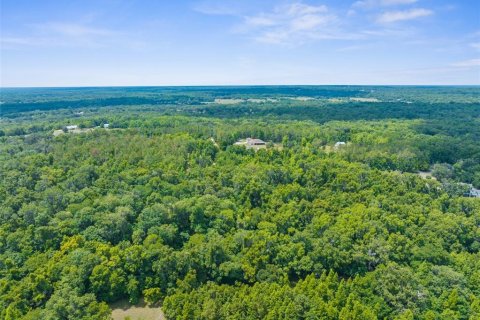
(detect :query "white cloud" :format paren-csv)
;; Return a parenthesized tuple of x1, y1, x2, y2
(34, 22, 115, 37)
(377, 8, 433, 23)
(353, 0, 417, 9)
(1, 37, 39, 46)
(194, 1, 434, 46)
(244, 16, 277, 27)
(284, 3, 328, 15)
(2, 22, 125, 49)
(451, 59, 480, 68)
(336, 45, 363, 52)
(291, 13, 331, 31)
(238, 3, 340, 45)
(193, 1, 243, 15)
(470, 42, 480, 51)
(381, 0, 417, 5)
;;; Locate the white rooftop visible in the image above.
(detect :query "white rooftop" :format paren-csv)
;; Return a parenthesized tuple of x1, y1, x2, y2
(247, 138, 266, 145)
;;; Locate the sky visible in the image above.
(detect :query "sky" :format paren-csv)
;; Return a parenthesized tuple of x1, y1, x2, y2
(1, 0, 479, 86)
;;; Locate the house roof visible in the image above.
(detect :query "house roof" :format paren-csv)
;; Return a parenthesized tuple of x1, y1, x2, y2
(247, 138, 266, 145)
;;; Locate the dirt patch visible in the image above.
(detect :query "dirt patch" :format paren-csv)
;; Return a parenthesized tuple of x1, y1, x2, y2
(417, 171, 436, 180)
(110, 299, 165, 320)
(70, 128, 94, 134)
(53, 130, 64, 137)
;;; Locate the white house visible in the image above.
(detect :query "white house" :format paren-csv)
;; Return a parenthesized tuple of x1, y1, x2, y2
(246, 138, 266, 149)
(247, 138, 266, 146)
(334, 141, 346, 149)
(234, 138, 267, 150)
(468, 186, 480, 198)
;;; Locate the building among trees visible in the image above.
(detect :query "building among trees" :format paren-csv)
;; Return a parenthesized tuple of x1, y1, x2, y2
(234, 138, 267, 151)
(246, 138, 266, 149)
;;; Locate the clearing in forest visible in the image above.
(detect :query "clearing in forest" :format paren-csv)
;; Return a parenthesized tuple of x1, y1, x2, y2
(110, 299, 165, 320)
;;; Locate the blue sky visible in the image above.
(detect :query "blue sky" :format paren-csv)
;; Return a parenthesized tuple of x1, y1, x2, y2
(1, 0, 479, 86)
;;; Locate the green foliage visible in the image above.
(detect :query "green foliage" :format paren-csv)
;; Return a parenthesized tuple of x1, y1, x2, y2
(0, 86, 479, 319)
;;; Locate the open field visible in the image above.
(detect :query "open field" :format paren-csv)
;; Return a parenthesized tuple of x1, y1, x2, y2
(110, 300, 164, 320)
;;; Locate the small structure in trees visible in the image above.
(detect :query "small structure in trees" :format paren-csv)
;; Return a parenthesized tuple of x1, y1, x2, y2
(234, 138, 267, 151)
(246, 138, 266, 149)
(334, 141, 346, 149)
(66, 125, 78, 131)
(467, 185, 480, 198)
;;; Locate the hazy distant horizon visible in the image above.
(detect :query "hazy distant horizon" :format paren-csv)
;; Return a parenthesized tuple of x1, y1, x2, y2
(2, 84, 480, 90)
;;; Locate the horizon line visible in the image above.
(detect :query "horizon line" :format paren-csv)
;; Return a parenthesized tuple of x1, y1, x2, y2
(2, 84, 480, 89)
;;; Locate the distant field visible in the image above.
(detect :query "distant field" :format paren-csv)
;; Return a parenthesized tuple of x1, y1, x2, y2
(1, 85, 478, 116)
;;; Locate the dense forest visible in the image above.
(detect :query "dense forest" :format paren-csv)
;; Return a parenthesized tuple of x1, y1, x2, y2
(0, 86, 479, 319)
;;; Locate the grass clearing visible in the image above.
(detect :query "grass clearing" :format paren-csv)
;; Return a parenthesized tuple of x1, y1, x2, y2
(110, 299, 165, 320)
